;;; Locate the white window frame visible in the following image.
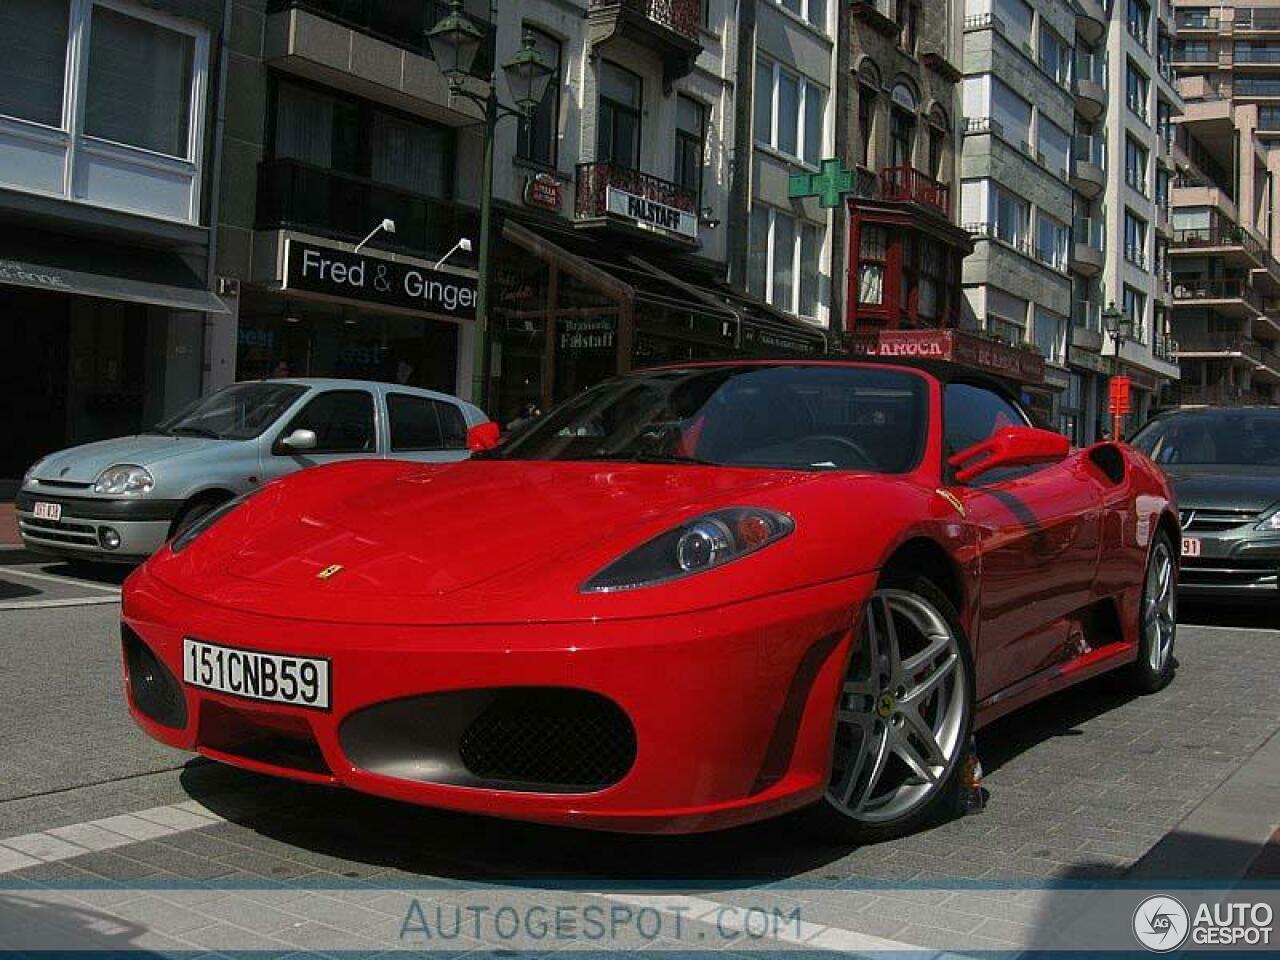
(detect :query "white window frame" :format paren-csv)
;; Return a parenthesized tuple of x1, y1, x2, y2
(0, 0, 208, 223)
(751, 203, 825, 319)
(754, 54, 826, 167)
(771, 0, 829, 34)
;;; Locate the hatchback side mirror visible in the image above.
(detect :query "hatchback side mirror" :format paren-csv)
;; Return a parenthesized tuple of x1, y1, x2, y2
(466, 421, 501, 452)
(280, 428, 317, 452)
(950, 426, 1070, 483)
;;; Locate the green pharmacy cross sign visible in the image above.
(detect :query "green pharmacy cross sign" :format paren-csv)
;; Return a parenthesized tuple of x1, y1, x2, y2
(789, 158, 857, 208)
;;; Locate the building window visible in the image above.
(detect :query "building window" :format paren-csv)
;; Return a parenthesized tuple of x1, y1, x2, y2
(1126, 61, 1150, 123)
(1035, 211, 1069, 271)
(756, 55, 825, 166)
(1156, 167, 1170, 208)
(1039, 22, 1071, 87)
(896, 0, 919, 54)
(889, 83, 917, 167)
(1125, 136, 1149, 196)
(1123, 284, 1147, 342)
(1124, 210, 1148, 267)
(928, 115, 947, 181)
(1034, 307, 1068, 364)
(994, 0, 1033, 52)
(964, 74, 1032, 147)
(1037, 116, 1070, 179)
(919, 239, 942, 318)
(776, 0, 826, 31)
(0, 0, 69, 127)
(993, 183, 1030, 249)
(516, 27, 561, 167)
(597, 61, 642, 168)
(675, 95, 705, 201)
(750, 205, 825, 317)
(858, 224, 887, 305)
(857, 82, 876, 167)
(1127, 0, 1150, 50)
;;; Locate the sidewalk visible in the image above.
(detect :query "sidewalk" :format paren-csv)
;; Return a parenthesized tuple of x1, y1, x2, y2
(0, 503, 18, 547)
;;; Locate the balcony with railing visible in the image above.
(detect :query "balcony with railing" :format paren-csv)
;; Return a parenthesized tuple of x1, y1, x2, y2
(255, 159, 478, 260)
(1076, 0, 1106, 45)
(574, 162, 698, 244)
(1173, 333, 1264, 362)
(1234, 77, 1280, 97)
(264, 0, 495, 79)
(1070, 135, 1106, 198)
(1154, 332, 1180, 362)
(879, 166, 950, 216)
(1171, 278, 1264, 315)
(1170, 213, 1268, 269)
(1234, 10, 1280, 32)
(1073, 299, 1103, 332)
(587, 0, 702, 85)
(1177, 382, 1270, 405)
(1175, 12, 1218, 32)
(1073, 52, 1107, 121)
(1071, 216, 1105, 276)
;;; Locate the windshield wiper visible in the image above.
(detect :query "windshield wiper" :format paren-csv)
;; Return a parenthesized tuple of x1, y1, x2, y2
(170, 426, 221, 439)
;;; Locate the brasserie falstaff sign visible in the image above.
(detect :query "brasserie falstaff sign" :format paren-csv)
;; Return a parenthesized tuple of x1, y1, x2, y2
(606, 186, 697, 240)
(284, 240, 478, 320)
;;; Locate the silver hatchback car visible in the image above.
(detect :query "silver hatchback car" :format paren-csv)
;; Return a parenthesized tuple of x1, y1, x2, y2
(17, 378, 489, 562)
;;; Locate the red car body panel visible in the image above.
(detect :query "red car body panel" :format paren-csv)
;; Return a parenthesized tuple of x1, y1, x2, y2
(121, 361, 1177, 833)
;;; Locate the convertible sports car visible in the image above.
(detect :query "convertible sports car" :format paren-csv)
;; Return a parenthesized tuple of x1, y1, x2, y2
(121, 361, 1179, 839)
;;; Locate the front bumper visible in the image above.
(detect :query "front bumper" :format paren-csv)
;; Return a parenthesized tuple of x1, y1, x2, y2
(122, 565, 871, 834)
(15, 491, 181, 561)
(1180, 532, 1280, 597)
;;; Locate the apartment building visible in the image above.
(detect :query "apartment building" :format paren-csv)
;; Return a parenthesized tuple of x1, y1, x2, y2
(1169, 2, 1280, 405)
(0, 0, 229, 495)
(958, 0, 1179, 441)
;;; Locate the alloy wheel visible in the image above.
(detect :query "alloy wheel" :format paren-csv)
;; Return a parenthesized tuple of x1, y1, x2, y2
(826, 589, 967, 824)
(1144, 539, 1177, 674)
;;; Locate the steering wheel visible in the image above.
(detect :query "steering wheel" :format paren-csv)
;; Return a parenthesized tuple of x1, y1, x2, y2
(798, 434, 875, 468)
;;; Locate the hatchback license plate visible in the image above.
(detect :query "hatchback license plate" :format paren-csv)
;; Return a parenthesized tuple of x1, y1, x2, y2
(182, 638, 330, 709)
(1182, 537, 1202, 558)
(33, 501, 61, 521)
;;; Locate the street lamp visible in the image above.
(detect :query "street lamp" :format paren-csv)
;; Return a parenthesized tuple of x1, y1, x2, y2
(1101, 301, 1133, 440)
(428, 3, 555, 409)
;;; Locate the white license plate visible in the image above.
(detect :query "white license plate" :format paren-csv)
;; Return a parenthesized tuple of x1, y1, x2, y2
(182, 638, 330, 709)
(33, 501, 61, 521)
(1182, 537, 1202, 558)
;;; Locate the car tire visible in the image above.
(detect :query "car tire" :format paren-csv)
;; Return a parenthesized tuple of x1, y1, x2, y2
(795, 573, 975, 845)
(170, 497, 227, 542)
(1126, 531, 1178, 694)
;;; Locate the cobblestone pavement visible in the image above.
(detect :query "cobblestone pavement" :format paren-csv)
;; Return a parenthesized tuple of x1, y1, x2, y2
(1, 558, 1278, 955)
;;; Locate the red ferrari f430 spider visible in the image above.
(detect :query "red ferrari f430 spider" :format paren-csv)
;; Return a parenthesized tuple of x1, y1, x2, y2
(122, 361, 1178, 839)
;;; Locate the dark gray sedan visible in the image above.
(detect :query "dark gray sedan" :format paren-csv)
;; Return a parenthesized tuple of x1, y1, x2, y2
(1131, 407, 1280, 599)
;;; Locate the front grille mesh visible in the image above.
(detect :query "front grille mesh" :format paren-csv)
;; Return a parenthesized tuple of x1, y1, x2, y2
(458, 689, 636, 790)
(1181, 509, 1258, 532)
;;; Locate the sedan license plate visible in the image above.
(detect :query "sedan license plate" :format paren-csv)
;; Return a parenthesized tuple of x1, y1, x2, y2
(33, 501, 61, 521)
(182, 638, 330, 709)
(1182, 537, 1202, 558)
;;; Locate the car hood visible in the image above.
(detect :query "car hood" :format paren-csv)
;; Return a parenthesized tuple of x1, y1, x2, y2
(30, 435, 222, 484)
(1163, 466, 1280, 514)
(140, 458, 936, 625)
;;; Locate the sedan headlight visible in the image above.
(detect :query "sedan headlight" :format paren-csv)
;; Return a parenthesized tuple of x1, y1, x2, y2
(1256, 504, 1280, 532)
(93, 464, 154, 495)
(582, 508, 794, 593)
(170, 494, 252, 555)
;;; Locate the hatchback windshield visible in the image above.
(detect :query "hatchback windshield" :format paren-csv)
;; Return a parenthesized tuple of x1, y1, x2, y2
(498, 365, 929, 472)
(152, 383, 307, 441)
(1131, 409, 1280, 466)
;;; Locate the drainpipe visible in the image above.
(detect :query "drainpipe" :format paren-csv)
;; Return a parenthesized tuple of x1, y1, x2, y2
(202, 0, 234, 393)
(828, 0, 849, 341)
(726, 0, 757, 291)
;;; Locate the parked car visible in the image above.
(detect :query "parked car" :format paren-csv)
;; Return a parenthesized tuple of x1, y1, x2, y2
(122, 361, 1177, 840)
(17, 379, 492, 563)
(1130, 405, 1280, 599)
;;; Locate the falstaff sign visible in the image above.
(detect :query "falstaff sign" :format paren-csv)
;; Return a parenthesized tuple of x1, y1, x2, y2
(284, 240, 477, 320)
(851, 329, 1046, 384)
(606, 187, 698, 240)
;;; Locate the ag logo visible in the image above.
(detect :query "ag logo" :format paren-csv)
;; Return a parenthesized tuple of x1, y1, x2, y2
(1133, 895, 1190, 952)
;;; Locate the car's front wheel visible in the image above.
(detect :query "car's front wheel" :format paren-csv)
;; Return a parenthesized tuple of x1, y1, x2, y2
(799, 575, 974, 843)
(1128, 532, 1177, 693)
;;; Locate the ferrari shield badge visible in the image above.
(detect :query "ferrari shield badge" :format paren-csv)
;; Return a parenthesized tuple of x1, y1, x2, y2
(316, 564, 344, 580)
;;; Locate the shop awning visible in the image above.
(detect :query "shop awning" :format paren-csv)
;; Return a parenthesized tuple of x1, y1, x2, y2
(0, 228, 227, 314)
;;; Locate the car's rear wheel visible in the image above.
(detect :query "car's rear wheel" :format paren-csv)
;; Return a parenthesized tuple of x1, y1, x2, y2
(1128, 533, 1177, 693)
(798, 575, 974, 844)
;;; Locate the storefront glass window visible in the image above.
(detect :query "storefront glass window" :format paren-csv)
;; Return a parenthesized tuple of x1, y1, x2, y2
(0, 0, 67, 127)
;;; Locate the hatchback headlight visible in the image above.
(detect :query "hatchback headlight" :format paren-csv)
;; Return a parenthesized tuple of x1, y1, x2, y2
(1256, 504, 1280, 532)
(582, 508, 794, 593)
(23, 457, 48, 486)
(93, 464, 154, 495)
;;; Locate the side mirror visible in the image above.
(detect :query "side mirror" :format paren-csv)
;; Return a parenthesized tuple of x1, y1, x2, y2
(466, 421, 501, 452)
(280, 428, 317, 452)
(949, 426, 1070, 483)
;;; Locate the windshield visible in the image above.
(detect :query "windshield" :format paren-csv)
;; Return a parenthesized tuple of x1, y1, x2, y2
(1131, 409, 1280, 466)
(496, 365, 929, 472)
(153, 383, 308, 441)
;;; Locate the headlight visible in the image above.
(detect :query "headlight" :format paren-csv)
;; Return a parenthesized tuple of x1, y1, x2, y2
(1256, 504, 1280, 531)
(23, 457, 48, 486)
(93, 464, 154, 495)
(582, 508, 794, 593)
(170, 494, 252, 555)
